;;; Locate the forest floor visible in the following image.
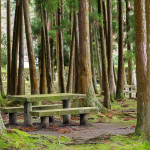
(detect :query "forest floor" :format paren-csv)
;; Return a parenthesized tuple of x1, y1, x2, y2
(1, 96, 150, 149)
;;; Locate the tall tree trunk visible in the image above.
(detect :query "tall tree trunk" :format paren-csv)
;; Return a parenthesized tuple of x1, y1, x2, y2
(23, 0, 38, 94)
(40, 28, 47, 94)
(42, 9, 53, 94)
(10, 1, 20, 95)
(144, 0, 150, 139)
(95, 27, 103, 92)
(7, 0, 11, 95)
(74, 13, 79, 93)
(67, 16, 75, 93)
(78, 0, 105, 112)
(98, 0, 111, 109)
(0, 0, 5, 132)
(49, 18, 54, 92)
(126, 0, 132, 86)
(134, 0, 146, 133)
(107, 0, 116, 100)
(89, 5, 98, 94)
(116, 0, 124, 99)
(55, 4, 66, 93)
(17, 0, 25, 95)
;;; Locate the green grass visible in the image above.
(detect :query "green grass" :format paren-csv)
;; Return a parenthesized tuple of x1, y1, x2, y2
(0, 130, 149, 150)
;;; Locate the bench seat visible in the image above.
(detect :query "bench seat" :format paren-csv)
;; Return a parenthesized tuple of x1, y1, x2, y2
(30, 107, 98, 128)
(0, 104, 62, 125)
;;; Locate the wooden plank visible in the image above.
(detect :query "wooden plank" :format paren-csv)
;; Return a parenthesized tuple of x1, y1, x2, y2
(123, 90, 137, 93)
(8, 93, 86, 103)
(30, 107, 98, 117)
(124, 85, 136, 88)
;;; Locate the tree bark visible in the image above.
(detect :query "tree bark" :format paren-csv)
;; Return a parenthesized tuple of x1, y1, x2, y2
(7, 0, 11, 95)
(116, 0, 124, 99)
(107, 0, 116, 100)
(126, 0, 132, 86)
(98, 0, 111, 109)
(67, 16, 75, 93)
(17, 0, 25, 95)
(10, 1, 20, 95)
(134, 0, 146, 133)
(144, 0, 150, 140)
(23, 0, 39, 94)
(78, 0, 105, 112)
(55, 5, 66, 93)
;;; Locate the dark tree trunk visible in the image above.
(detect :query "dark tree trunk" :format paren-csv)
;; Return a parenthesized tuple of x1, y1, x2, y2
(23, 0, 39, 94)
(7, 0, 11, 95)
(17, 0, 25, 95)
(10, 1, 20, 95)
(98, 0, 111, 109)
(116, 0, 124, 99)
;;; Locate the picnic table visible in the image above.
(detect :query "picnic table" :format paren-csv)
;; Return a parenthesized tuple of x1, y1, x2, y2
(8, 93, 86, 126)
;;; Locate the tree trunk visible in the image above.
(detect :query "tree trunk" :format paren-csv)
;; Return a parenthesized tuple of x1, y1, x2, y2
(74, 13, 79, 93)
(144, 0, 150, 140)
(42, 9, 53, 94)
(89, 5, 98, 94)
(10, 1, 20, 95)
(134, 0, 146, 133)
(55, 5, 66, 93)
(78, 0, 105, 112)
(0, 112, 5, 132)
(17, 0, 25, 95)
(116, 0, 124, 99)
(107, 0, 116, 100)
(67, 16, 75, 93)
(7, 0, 11, 95)
(98, 0, 111, 109)
(40, 28, 47, 94)
(23, 0, 38, 94)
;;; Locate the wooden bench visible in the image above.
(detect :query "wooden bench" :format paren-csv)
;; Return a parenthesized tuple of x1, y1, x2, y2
(0, 104, 62, 125)
(30, 107, 98, 128)
(123, 85, 137, 98)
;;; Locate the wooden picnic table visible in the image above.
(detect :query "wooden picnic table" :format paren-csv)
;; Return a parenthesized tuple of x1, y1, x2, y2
(8, 93, 86, 126)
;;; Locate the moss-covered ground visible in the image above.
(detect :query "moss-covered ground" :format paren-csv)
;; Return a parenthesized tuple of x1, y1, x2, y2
(1, 95, 149, 149)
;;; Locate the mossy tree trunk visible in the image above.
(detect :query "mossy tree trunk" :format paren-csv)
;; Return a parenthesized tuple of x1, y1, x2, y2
(89, 4, 98, 94)
(7, 0, 11, 95)
(78, 0, 105, 112)
(134, 0, 146, 133)
(0, 112, 5, 133)
(116, 0, 124, 99)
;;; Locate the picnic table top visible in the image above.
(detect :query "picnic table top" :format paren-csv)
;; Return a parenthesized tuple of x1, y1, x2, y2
(8, 93, 86, 103)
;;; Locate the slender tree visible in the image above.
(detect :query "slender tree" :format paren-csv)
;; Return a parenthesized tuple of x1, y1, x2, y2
(7, 0, 11, 95)
(98, 0, 111, 109)
(116, 0, 124, 99)
(107, 0, 116, 100)
(23, 0, 39, 94)
(17, 0, 25, 95)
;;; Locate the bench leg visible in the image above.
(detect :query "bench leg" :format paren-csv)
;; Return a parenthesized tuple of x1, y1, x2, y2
(63, 100, 71, 124)
(9, 113, 17, 125)
(24, 102, 32, 126)
(80, 114, 88, 125)
(129, 88, 132, 99)
(41, 117, 49, 128)
(49, 116, 55, 123)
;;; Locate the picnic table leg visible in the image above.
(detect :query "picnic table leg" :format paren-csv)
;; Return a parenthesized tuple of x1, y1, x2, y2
(24, 102, 32, 126)
(9, 113, 17, 125)
(129, 87, 132, 99)
(62, 100, 71, 124)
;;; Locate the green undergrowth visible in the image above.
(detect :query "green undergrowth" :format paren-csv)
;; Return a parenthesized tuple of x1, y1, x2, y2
(0, 130, 149, 150)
